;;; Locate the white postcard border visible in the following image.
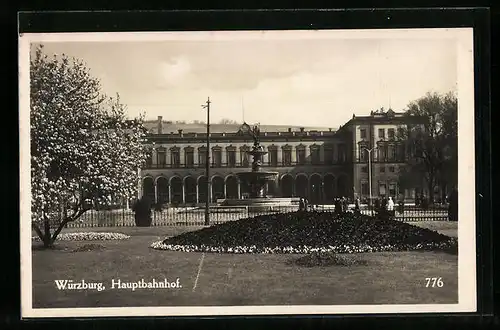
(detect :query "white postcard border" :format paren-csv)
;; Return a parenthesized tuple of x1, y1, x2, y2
(19, 28, 477, 318)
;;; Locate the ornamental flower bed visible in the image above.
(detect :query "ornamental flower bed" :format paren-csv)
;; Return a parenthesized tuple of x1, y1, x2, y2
(32, 232, 130, 242)
(150, 211, 457, 254)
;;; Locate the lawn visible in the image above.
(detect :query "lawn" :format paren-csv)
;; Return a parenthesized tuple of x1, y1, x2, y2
(31, 221, 458, 308)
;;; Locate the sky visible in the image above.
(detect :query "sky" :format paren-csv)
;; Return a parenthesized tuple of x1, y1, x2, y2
(32, 30, 458, 128)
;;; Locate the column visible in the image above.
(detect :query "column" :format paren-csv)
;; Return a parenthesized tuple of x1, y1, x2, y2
(237, 182, 241, 199)
(194, 148, 199, 166)
(196, 184, 199, 203)
(222, 148, 227, 167)
(154, 181, 158, 204)
(168, 185, 172, 204)
(208, 181, 213, 203)
(182, 182, 186, 204)
(223, 181, 227, 198)
(180, 148, 185, 167)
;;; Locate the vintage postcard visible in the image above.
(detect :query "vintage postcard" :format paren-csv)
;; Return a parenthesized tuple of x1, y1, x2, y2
(19, 28, 476, 318)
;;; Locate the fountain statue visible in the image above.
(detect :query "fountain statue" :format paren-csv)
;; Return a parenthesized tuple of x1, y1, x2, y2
(235, 124, 279, 198)
(218, 123, 299, 211)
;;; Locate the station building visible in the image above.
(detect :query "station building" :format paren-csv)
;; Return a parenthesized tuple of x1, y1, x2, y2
(139, 109, 427, 205)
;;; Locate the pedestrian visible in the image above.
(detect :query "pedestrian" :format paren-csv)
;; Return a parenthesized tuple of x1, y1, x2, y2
(387, 196, 395, 218)
(298, 198, 304, 211)
(354, 197, 360, 214)
(304, 198, 309, 212)
(334, 198, 342, 215)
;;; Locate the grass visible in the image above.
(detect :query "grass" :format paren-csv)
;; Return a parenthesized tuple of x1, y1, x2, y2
(31, 221, 458, 308)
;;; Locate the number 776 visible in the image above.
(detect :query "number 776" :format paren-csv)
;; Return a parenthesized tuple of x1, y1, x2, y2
(425, 277, 444, 287)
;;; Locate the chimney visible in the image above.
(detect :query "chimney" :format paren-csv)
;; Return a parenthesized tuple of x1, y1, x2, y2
(299, 127, 305, 132)
(178, 129, 183, 137)
(157, 116, 163, 134)
(329, 128, 332, 132)
(288, 127, 292, 133)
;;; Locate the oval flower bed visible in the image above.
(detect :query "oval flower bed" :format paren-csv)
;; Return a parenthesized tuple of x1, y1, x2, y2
(150, 211, 457, 254)
(32, 232, 130, 242)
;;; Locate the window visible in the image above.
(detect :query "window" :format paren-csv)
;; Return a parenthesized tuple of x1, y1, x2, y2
(227, 150, 236, 167)
(389, 166, 395, 173)
(282, 148, 292, 166)
(378, 128, 385, 139)
(212, 148, 222, 167)
(397, 127, 404, 139)
(378, 144, 387, 162)
(170, 148, 180, 168)
(296, 146, 306, 165)
(389, 183, 397, 197)
(268, 148, 278, 166)
(185, 148, 194, 167)
(240, 146, 250, 167)
(198, 148, 207, 166)
(388, 145, 396, 161)
(324, 146, 334, 164)
(359, 143, 368, 162)
(379, 183, 387, 196)
(388, 128, 395, 139)
(310, 146, 320, 165)
(380, 166, 385, 173)
(360, 128, 367, 139)
(397, 144, 406, 161)
(156, 148, 166, 166)
(361, 182, 369, 195)
(361, 166, 368, 173)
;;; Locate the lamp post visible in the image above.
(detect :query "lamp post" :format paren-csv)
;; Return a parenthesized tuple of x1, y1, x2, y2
(202, 97, 211, 226)
(363, 147, 377, 213)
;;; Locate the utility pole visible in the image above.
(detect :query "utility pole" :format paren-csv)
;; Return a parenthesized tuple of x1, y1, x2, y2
(363, 147, 377, 215)
(202, 97, 211, 226)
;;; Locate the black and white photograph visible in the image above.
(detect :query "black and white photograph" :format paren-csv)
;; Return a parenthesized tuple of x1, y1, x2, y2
(19, 28, 476, 317)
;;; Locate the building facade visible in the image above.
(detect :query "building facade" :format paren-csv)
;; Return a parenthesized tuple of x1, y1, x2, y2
(139, 109, 426, 205)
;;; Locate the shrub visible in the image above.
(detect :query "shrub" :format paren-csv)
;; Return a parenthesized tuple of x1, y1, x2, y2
(132, 196, 152, 227)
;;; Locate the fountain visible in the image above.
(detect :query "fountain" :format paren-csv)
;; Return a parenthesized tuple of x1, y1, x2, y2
(219, 124, 299, 211)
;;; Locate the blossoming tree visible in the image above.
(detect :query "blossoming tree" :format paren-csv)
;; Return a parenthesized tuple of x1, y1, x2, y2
(30, 44, 148, 247)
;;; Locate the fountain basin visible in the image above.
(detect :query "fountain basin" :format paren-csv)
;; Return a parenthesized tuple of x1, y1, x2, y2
(218, 197, 301, 212)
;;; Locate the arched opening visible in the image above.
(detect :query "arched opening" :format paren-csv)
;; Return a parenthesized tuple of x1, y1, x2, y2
(323, 174, 336, 203)
(225, 176, 239, 199)
(212, 176, 225, 201)
(170, 176, 183, 205)
(184, 176, 197, 204)
(295, 174, 308, 199)
(337, 175, 348, 198)
(280, 175, 294, 197)
(266, 180, 277, 197)
(197, 176, 208, 203)
(142, 177, 155, 203)
(156, 177, 169, 205)
(309, 174, 322, 204)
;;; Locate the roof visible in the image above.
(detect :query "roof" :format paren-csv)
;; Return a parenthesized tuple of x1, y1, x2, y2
(143, 121, 336, 134)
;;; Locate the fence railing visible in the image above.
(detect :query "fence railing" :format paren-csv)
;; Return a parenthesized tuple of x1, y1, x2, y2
(47, 203, 451, 228)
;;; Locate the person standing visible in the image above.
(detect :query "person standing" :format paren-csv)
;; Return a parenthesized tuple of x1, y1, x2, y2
(387, 196, 395, 218)
(354, 197, 361, 214)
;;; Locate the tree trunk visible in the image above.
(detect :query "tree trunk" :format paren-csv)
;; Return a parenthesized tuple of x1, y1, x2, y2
(43, 218, 54, 248)
(427, 175, 435, 204)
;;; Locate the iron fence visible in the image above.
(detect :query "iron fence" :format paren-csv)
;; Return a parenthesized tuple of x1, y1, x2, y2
(48, 203, 451, 228)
